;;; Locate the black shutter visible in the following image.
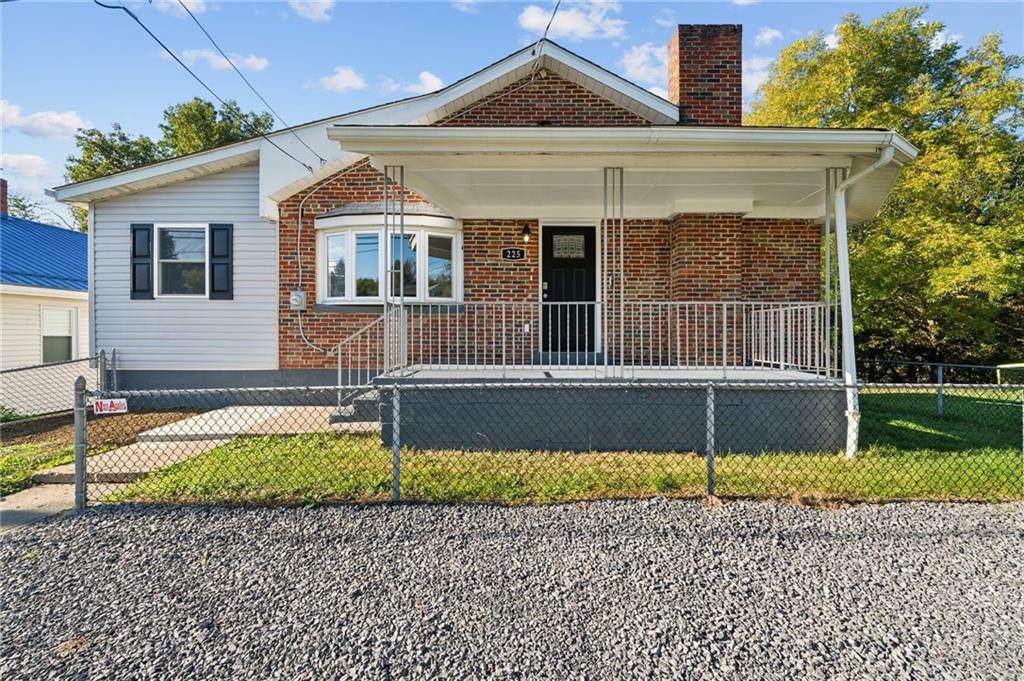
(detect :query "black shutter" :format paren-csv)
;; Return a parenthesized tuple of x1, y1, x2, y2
(208, 223, 233, 300)
(130, 224, 153, 299)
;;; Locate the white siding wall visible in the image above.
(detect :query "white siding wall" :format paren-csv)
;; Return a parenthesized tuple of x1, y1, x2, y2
(91, 164, 278, 370)
(0, 290, 89, 369)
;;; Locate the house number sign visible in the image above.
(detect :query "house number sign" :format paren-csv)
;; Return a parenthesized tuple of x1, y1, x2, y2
(501, 247, 526, 261)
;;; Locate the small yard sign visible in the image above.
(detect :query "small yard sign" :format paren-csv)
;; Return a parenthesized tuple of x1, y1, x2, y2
(501, 247, 526, 261)
(94, 398, 128, 415)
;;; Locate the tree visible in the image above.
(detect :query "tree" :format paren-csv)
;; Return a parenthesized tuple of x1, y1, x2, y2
(7, 191, 42, 221)
(747, 6, 1024, 365)
(159, 98, 273, 156)
(65, 99, 273, 229)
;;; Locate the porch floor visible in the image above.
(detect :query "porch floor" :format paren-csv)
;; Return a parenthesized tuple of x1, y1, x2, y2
(388, 366, 836, 382)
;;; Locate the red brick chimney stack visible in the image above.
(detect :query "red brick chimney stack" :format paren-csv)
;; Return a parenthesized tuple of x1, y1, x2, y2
(0, 178, 8, 215)
(667, 24, 743, 126)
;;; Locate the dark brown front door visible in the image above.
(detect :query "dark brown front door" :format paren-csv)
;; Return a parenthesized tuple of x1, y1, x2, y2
(542, 226, 596, 354)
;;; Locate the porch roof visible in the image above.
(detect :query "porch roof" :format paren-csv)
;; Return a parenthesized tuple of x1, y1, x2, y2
(327, 125, 918, 223)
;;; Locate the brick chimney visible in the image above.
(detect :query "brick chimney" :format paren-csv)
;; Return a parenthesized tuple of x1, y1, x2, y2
(0, 178, 8, 215)
(667, 24, 742, 126)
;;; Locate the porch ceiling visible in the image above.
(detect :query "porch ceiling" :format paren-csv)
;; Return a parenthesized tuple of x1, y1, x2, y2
(327, 126, 917, 223)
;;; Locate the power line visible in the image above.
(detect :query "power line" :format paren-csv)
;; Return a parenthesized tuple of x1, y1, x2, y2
(91, 0, 314, 173)
(175, 0, 326, 166)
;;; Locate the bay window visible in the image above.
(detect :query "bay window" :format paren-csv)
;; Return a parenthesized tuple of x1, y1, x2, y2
(316, 217, 460, 304)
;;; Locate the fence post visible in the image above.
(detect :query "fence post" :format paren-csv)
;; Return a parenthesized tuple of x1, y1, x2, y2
(705, 384, 715, 497)
(391, 387, 401, 503)
(73, 376, 87, 511)
(110, 348, 119, 391)
(936, 365, 944, 418)
(97, 349, 107, 392)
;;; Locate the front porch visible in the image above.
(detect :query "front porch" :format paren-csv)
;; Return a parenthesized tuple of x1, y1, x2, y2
(309, 126, 917, 456)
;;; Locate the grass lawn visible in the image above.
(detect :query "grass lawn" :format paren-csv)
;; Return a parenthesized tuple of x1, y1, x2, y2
(0, 411, 197, 496)
(109, 389, 1023, 505)
(0, 442, 77, 497)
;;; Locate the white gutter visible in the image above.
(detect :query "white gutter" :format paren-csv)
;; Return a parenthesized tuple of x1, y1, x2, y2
(328, 125, 919, 160)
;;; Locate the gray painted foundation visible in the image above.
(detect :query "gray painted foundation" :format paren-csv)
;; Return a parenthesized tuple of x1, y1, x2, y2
(115, 369, 339, 390)
(379, 382, 846, 454)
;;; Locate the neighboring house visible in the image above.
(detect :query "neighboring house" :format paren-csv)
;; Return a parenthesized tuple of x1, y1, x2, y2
(0, 181, 89, 369)
(52, 25, 917, 454)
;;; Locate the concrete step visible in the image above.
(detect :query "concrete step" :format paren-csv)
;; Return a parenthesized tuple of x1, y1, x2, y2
(330, 392, 380, 424)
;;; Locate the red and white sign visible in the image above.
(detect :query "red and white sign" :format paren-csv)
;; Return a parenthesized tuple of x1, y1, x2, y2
(93, 398, 128, 415)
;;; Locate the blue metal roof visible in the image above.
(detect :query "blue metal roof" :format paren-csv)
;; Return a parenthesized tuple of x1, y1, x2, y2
(0, 213, 88, 291)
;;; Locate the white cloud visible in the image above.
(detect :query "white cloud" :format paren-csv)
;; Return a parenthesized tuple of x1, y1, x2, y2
(1, 100, 91, 138)
(930, 31, 963, 50)
(452, 0, 479, 12)
(518, 1, 626, 42)
(0, 153, 53, 181)
(382, 71, 445, 95)
(653, 8, 676, 28)
(151, 0, 207, 16)
(180, 48, 269, 72)
(754, 27, 783, 47)
(318, 66, 366, 92)
(824, 25, 840, 50)
(743, 56, 773, 99)
(648, 86, 669, 100)
(620, 43, 667, 86)
(732, 0, 758, 6)
(289, 0, 334, 22)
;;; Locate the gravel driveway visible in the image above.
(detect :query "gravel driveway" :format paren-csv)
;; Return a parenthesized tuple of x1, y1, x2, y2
(2, 500, 1022, 680)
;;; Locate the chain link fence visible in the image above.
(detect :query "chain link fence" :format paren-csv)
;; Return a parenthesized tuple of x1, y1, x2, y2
(0, 354, 105, 422)
(71, 379, 1023, 506)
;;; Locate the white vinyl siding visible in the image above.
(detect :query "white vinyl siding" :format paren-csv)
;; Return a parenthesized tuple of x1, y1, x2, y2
(91, 164, 278, 370)
(0, 290, 88, 369)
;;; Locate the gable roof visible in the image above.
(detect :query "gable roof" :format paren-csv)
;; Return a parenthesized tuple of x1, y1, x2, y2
(0, 214, 88, 291)
(52, 39, 677, 208)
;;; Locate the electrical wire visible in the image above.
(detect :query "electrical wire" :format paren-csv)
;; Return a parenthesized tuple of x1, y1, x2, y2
(174, 0, 327, 167)
(91, 0, 314, 173)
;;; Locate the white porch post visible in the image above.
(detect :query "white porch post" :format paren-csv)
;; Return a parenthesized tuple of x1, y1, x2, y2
(833, 174, 860, 457)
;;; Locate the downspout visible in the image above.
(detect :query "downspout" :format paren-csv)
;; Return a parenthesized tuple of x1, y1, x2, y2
(833, 139, 898, 457)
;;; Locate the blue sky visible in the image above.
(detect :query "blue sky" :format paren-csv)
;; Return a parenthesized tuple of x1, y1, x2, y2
(1, 0, 1020, 225)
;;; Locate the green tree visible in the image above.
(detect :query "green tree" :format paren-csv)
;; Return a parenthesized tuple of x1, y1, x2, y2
(159, 98, 274, 156)
(747, 6, 1024, 365)
(7, 191, 42, 221)
(65, 99, 273, 229)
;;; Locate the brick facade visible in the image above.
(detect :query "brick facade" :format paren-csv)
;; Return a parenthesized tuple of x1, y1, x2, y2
(669, 214, 820, 302)
(436, 71, 652, 127)
(274, 26, 814, 370)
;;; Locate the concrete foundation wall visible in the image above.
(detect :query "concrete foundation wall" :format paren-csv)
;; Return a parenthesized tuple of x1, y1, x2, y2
(381, 384, 846, 454)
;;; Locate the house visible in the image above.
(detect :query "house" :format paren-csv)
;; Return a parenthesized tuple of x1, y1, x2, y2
(51, 25, 917, 454)
(0, 180, 89, 369)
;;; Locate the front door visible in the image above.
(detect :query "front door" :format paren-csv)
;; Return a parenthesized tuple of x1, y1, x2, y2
(541, 226, 596, 354)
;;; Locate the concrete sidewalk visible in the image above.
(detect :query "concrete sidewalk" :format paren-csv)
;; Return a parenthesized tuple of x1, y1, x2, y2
(0, 485, 73, 534)
(33, 439, 229, 484)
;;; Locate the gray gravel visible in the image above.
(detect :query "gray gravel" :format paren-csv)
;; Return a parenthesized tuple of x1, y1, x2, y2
(2, 499, 1022, 680)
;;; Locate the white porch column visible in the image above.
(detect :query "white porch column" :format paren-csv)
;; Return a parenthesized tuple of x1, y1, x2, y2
(833, 177, 860, 457)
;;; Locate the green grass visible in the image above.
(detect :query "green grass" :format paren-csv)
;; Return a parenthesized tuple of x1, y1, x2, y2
(108, 389, 1023, 505)
(0, 442, 76, 496)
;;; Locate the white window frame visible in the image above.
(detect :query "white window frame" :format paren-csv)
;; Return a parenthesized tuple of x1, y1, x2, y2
(155, 223, 209, 298)
(40, 305, 78, 364)
(315, 215, 461, 305)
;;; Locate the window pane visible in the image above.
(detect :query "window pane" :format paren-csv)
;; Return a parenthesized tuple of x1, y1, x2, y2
(391, 234, 417, 298)
(427, 235, 453, 298)
(327, 234, 347, 298)
(160, 262, 206, 295)
(159, 228, 205, 260)
(42, 336, 72, 363)
(41, 308, 74, 336)
(354, 233, 379, 297)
